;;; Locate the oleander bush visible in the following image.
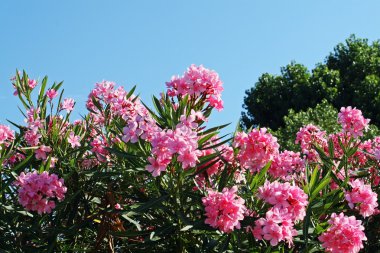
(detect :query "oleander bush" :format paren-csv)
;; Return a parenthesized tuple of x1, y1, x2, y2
(1, 66, 380, 252)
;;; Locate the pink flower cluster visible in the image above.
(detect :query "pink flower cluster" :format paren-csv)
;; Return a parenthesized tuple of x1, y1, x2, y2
(269, 150, 304, 180)
(24, 107, 43, 146)
(375, 148, 380, 161)
(14, 171, 67, 214)
(35, 145, 52, 160)
(68, 132, 81, 148)
(319, 213, 367, 253)
(3, 152, 25, 167)
(251, 208, 297, 247)
(87, 81, 158, 143)
(166, 65, 224, 111)
(233, 129, 279, 173)
(345, 179, 378, 217)
(0, 124, 15, 148)
(90, 135, 110, 162)
(146, 124, 200, 177)
(61, 98, 75, 113)
(28, 79, 38, 89)
(328, 132, 351, 160)
(295, 124, 327, 161)
(338, 106, 370, 138)
(202, 186, 246, 233)
(252, 181, 308, 246)
(46, 89, 58, 100)
(257, 181, 308, 221)
(369, 136, 380, 162)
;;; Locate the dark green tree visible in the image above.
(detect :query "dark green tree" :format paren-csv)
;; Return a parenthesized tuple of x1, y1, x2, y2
(242, 35, 380, 130)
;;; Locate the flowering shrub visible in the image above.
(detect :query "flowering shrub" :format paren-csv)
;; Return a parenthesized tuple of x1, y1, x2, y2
(0, 68, 380, 252)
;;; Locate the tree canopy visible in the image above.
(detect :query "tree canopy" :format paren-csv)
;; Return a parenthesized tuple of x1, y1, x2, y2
(241, 35, 380, 130)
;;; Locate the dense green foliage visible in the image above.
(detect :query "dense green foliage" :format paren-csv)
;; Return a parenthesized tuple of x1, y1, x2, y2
(242, 35, 380, 131)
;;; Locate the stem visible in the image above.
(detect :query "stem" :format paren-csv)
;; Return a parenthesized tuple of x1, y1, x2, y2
(175, 169, 185, 252)
(302, 205, 312, 252)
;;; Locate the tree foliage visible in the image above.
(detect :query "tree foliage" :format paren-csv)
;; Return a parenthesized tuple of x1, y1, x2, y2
(242, 35, 380, 130)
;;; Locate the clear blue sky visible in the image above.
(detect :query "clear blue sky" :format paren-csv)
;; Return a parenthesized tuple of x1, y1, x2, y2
(2, 1, 380, 135)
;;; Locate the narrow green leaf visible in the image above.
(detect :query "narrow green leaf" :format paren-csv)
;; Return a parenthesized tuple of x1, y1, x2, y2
(250, 161, 271, 190)
(134, 195, 168, 212)
(310, 174, 331, 201)
(37, 76, 48, 104)
(180, 225, 193, 231)
(126, 85, 137, 99)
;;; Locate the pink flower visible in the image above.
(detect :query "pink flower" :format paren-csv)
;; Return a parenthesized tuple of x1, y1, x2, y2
(3, 152, 25, 167)
(46, 89, 58, 100)
(258, 181, 308, 222)
(61, 98, 75, 113)
(122, 122, 143, 143)
(207, 95, 224, 111)
(319, 213, 367, 253)
(145, 124, 200, 176)
(68, 132, 81, 148)
(50, 157, 58, 168)
(177, 149, 201, 169)
(295, 124, 327, 161)
(87, 81, 158, 143)
(178, 114, 198, 129)
(114, 203, 122, 210)
(202, 186, 246, 233)
(0, 124, 15, 147)
(374, 148, 380, 161)
(35, 145, 52, 160)
(25, 129, 42, 146)
(14, 171, 67, 215)
(90, 136, 109, 162)
(146, 156, 169, 177)
(251, 208, 297, 247)
(338, 106, 370, 138)
(166, 65, 224, 110)
(28, 79, 38, 89)
(269, 150, 305, 180)
(232, 132, 248, 148)
(345, 179, 378, 217)
(234, 128, 279, 173)
(191, 109, 207, 122)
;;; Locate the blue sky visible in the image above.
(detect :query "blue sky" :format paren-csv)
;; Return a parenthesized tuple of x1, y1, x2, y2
(2, 1, 380, 135)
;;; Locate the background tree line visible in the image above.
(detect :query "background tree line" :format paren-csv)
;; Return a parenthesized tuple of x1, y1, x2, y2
(241, 35, 380, 149)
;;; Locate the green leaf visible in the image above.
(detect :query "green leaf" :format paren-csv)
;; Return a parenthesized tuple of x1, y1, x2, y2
(310, 173, 331, 202)
(121, 214, 142, 231)
(218, 165, 230, 191)
(199, 137, 232, 151)
(328, 138, 335, 158)
(250, 161, 271, 191)
(111, 230, 151, 238)
(37, 76, 48, 105)
(180, 225, 193, 231)
(126, 85, 137, 99)
(308, 166, 320, 192)
(200, 123, 231, 136)
(134, 195, 169, 212)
